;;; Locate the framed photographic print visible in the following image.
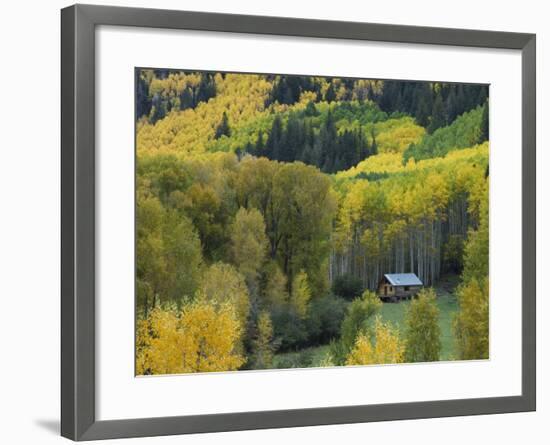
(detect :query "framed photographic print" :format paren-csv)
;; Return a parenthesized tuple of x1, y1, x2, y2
(61, 4, 536, 441)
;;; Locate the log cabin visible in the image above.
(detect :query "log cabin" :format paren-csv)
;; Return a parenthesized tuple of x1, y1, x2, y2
(378, 273, 423, 302)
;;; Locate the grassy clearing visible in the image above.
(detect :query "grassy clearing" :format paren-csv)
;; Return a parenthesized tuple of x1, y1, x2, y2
(272, 275, 461, 367)
(272, 345, 331, 369)
(379, 281, 459, 360)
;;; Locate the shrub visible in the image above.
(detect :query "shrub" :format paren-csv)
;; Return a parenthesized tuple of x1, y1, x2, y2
(271, 306, 308, 351)
(305, 295, 348, 345)
(332, 274, 364, 300)
(331, 290, 382, 365)
(346, 318, 404, 366)
(275, 356, 302, 369)
(404, 288, 441, 363)
(250, 311, 275, 369)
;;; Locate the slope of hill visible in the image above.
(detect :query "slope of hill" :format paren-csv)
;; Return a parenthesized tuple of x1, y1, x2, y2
(403, 104, 488, 163)
(135, 70, 490, 374)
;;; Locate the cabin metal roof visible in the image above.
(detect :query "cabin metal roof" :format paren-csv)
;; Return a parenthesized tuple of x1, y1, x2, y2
(384, 273, 423, 286)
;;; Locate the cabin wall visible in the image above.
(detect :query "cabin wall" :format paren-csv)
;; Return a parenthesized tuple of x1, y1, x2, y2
(395, 286, 407, 297)
(394, 285, 422, 298)
(378, 283, 422, 300)
(378, 284, 396, 296)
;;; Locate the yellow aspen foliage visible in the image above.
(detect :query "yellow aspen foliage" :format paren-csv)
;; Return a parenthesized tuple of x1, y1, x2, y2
(336, 143, 488, 180)
(404, 288, 441, 362)
(336, 289, 382, 363)
(299, 90, 318, 104)
(178, 302, 245, 372)
(136, 302, 244, 375)
(338, 180, 371, 232)
(251, 311, 274, 369)
(197, 262, 250, 329)
(361, 227, 382, 259)
(338, 153, 403, 179)
(262, 261, 289, 307)
(135, 71, 490, 372)
(137, 74, 273, 157)
(454, 278, 489, 360)
(462, 185, 489, 282)
(290, 270, 311, 318)
(346, 318, 405, 366)
(374, 117, 425, 153)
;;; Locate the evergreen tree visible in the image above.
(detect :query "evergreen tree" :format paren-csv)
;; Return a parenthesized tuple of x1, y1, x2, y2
(196, 73, 216, 104)
(454, 84, 466, 116)
(149, 93, 166, 124)
(214, 111, 231, 139)
(445, 87, 457, 124)
(379, 81, 397, 112)
(282, 86, 294, 105)
(367, 84, 376, 102)
(479, 100, 489, 142)
(319, 110, 337, 172)
(255, 130, 264, 156)
(414, 96, 431, 128)
(282, 114, 302, 162)
(476, 87, 488, 107)
(266, 115, 283, 159)
(428, 94, 446, 133)
(370, 130, 378, 156)
(305, 101, 318, 117)
(241, 142, 253, 158)
(325, 82, 336, 102)
(272, 76, 303, 105)
(153, 68, 169, 79)
(179, 87, 194, 110)
(136, 74, 151, 119)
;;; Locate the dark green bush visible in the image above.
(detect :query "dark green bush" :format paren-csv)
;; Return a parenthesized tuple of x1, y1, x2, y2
(332, 274, 364, 300)
(271, 307, 308, 352)
(306, 295, 348, 345)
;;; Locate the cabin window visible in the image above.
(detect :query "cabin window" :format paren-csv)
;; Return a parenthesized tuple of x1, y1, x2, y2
(389, 286, 393, 292)
(404, 286, 410, 291)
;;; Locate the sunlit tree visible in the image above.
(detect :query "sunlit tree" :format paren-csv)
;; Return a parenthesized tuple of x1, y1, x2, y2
(289, 270, 311, 319)
(230, 207, 268, 289)
(404, 288, 441, 362)
(346, 318, 404, 366)
(250, 311, 274, 369)
(454, 278, 489, 360)
(136, 302, 244, 375)
(197, 263, 250, 330)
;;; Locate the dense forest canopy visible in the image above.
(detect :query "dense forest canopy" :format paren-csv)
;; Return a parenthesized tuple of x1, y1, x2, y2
(135, 69, 489, 374)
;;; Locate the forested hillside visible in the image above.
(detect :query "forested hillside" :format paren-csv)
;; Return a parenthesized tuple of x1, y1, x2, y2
(135, 69, 489, 374)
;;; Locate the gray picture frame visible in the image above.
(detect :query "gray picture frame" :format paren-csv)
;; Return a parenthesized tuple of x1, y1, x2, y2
(61, 4, 536, 441)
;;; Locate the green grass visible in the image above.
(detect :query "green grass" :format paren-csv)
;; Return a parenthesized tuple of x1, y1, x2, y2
(272, 345, 331, 369)
(378, 276, 459, 360)
(272, 275, 461, 367)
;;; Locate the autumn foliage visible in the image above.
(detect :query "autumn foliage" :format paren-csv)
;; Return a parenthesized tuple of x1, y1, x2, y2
(136, 302, 244, 375)
(346, 318, 405, 366)
(135, 69, 489, 374)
